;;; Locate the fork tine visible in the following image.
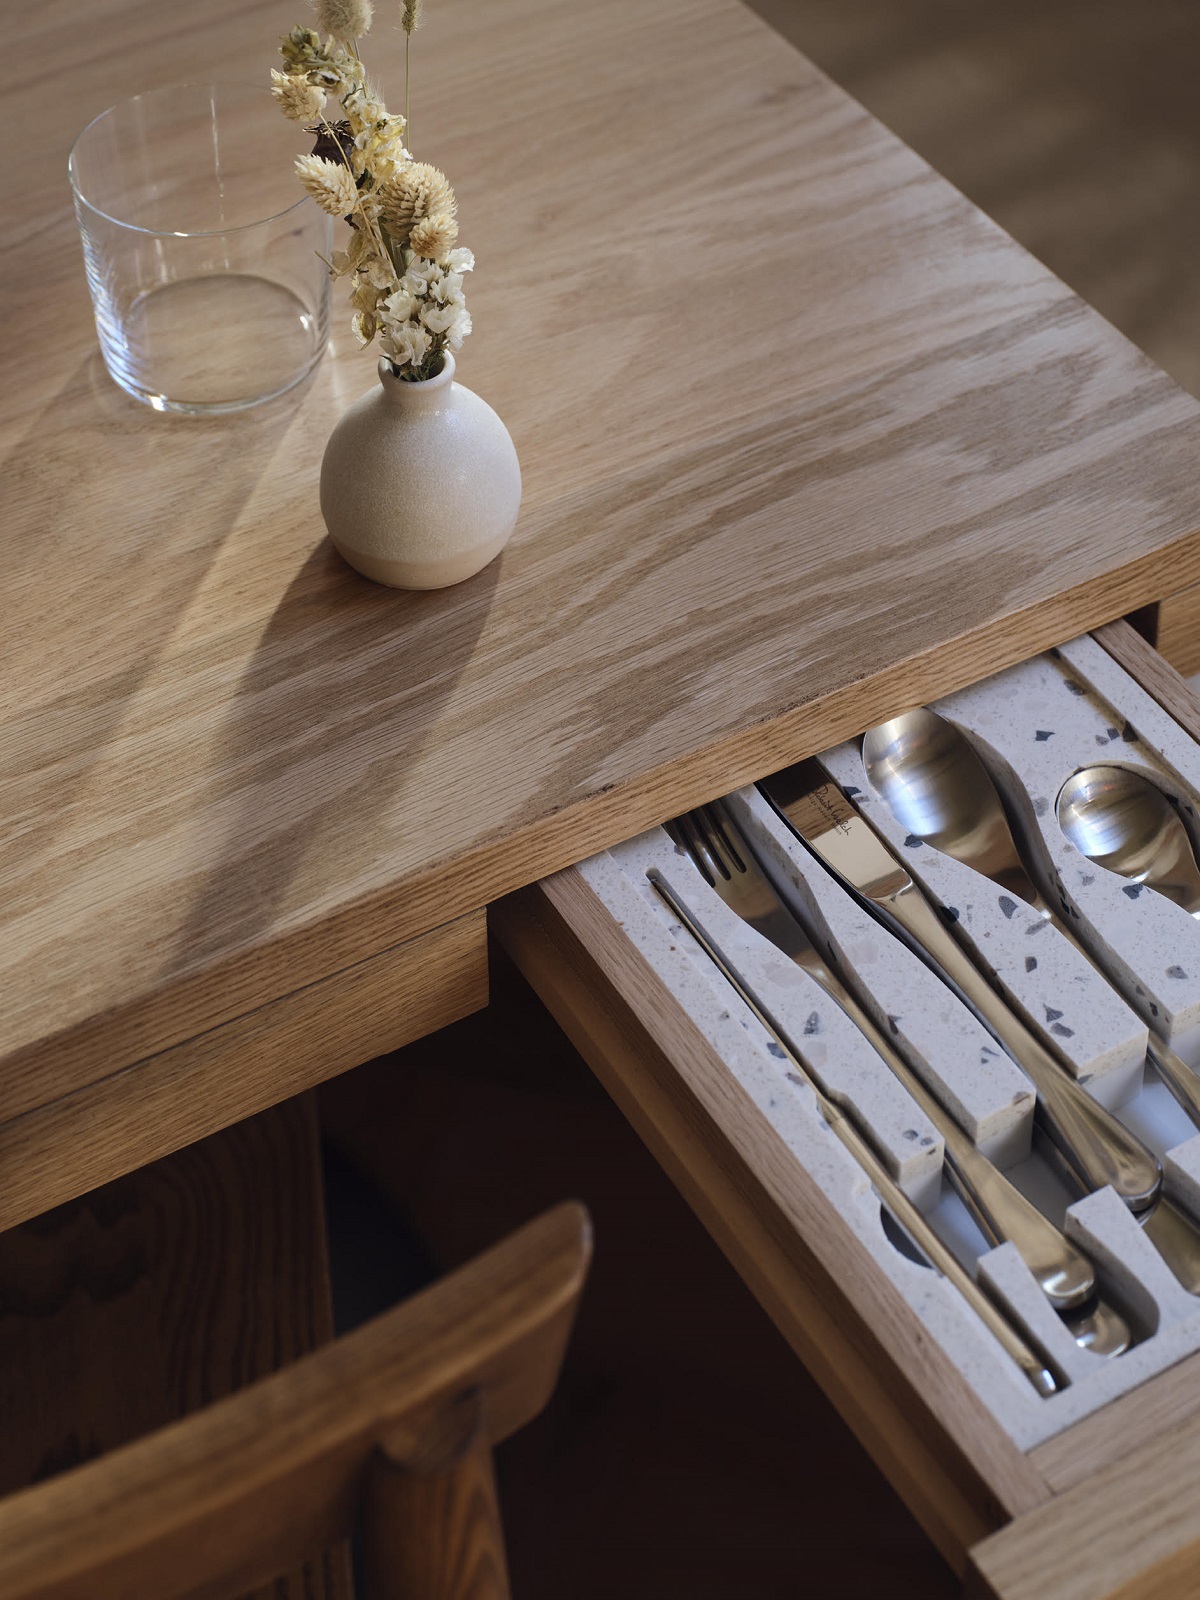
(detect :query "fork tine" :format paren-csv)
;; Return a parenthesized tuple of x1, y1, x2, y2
(667, 811, 720, 885)
(680, 811, 726, 883)
(700, 803, 748, 875)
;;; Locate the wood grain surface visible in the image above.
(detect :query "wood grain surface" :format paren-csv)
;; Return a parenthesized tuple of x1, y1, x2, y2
(1028, 1346, 1200, 1496)
(0, 907, 485, 1230)
(0, 1201, 589, 1600)
(968, 1406, 1200, 1600)
(8, 0, 1200, 1120)
(747, 0, 1200, 402)
(362, 1438, 513, 1600)
(0, 1095, 351, 1600)
(1095, 617, 1200, 736)
(1144, 583, 1200, 678)
(492, 880, 1051, 1572)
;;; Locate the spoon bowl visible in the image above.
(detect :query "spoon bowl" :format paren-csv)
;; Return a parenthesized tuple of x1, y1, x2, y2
(862, 708, 1042, 903)
(1056, 766, 1200, 916)
(1063, 1297, 1133, 1359)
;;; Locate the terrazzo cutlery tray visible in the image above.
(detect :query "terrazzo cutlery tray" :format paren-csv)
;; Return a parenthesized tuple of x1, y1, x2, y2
(563, 636, 1200, 1452)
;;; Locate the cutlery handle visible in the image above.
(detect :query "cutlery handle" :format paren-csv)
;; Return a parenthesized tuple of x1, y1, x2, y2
(1141, 1195, 1200, 1295)
(823, 979, 1096, 1309)
(880, 882, 1162, 1211)
(1147, 1038, 1200, 1127)
(648, 871, 1061, 1396)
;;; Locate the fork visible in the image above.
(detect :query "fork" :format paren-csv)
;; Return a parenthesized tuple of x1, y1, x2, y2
(669, 802, 1099, 1315)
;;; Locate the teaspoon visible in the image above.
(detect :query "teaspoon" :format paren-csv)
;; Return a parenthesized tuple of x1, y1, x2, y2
(860, 710, 1200, 1293)
(1056, 764, 1200, 1124)
(862, 707, 1048, 909)
(1056, 765, 1200, 915)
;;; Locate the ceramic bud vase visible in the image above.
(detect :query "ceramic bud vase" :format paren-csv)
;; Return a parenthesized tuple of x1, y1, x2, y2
(319, 352, 521, 590)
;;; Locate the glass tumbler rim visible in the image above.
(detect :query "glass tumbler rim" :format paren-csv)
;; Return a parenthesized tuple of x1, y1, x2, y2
(68, 80, 314, 239)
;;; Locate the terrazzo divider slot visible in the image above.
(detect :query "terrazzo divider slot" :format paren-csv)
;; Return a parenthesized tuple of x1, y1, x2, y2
(608, 825, 946, 1210)
(726, 786, 1035, 1168)
(819, 741, 1148, 1109)
(581, 804, 1200, 1449)
(921, 637, 1200, 1218)
(939, 637, 1200, 1066)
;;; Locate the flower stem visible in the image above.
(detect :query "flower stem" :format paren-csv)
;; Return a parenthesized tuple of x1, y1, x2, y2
(317, 110, 389, 265)
(405, 32, 411, 152)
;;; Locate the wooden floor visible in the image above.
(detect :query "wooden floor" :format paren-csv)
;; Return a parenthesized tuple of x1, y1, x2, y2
(749, 0, 1200, 398)
(320, 950, 957, 1599)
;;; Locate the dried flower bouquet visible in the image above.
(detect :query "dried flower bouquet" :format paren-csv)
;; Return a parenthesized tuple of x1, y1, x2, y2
(271, 0, 472, 380)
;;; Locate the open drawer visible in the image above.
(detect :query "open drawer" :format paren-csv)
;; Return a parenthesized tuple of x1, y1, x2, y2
(493, 620, 1200, 1600)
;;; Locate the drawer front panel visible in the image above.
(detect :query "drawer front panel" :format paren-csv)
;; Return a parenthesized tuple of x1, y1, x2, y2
(2, 908, 488, 1230)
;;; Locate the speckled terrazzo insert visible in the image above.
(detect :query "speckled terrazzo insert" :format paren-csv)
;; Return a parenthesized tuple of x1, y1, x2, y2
(725, 786, 1036, 1167)
(820, 741, 1148, 1104)
(573, 816, 1200, 1449)
(934, 642, 1200, 1065)
(606, 827, 945, 1207)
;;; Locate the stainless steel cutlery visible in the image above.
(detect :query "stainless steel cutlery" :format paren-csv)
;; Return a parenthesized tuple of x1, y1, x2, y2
(668, 804, 1098, 1313)
(647, 867, 1064, 1398)
(760, 757, 1165, 1213)
(771, 722, 1200, 1292)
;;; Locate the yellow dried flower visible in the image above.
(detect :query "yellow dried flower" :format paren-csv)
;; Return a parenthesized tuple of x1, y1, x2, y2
(378, 162, 455, 245)
(270, 69, 327, 121)
(401, 0, 422, 31)
(314, 0, 373, 41)
(280, 25, 323, 71)
(295, 153, 359, 216)
(409, 212, 458, 259)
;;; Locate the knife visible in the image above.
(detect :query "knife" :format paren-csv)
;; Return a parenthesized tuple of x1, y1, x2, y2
(647, 868, 1061, 1397)
(759, 760, 1164, 1214)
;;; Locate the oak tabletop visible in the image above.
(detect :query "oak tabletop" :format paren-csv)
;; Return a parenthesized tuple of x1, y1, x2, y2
(6, 0, 1200, 1112)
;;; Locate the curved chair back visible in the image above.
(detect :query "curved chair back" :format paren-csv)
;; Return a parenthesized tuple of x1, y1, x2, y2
(0, 1202, 591, 1600)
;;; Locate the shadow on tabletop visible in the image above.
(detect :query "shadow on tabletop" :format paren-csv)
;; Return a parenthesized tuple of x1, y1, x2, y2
(166, 537, 502, 975)
(0, 348, 316, 870)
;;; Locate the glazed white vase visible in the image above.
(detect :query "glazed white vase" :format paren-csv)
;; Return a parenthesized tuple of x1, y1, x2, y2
(320, 352, 521, 590)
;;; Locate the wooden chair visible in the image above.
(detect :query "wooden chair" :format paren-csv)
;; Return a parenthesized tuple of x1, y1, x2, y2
(0, 1199, 591, 1600)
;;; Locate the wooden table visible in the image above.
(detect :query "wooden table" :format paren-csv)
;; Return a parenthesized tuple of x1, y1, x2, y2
(6, 0, 1200, 1216)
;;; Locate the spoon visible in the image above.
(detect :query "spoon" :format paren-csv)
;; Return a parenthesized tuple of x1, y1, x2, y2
(1056, 764, 1200, 1125)
(858, 710, 1200, 1292)
(862, 707, 1048, 908)
(1056, 765, 1200, 916)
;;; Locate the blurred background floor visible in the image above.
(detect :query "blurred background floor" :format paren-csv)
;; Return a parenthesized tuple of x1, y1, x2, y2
(320, 949, 958, 1599)
(748, 0, 1200, 398)
(320, 8, 1200, 1593)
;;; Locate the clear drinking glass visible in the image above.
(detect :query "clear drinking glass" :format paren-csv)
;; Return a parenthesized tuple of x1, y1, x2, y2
(69, 83, 332, 413)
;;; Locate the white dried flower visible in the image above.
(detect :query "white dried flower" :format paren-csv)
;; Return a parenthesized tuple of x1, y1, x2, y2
(401, 256, 440, 294)
(428, 267, 463, 304)
(271, 69, 327, 121)
(409, 212, 458, 259)
(445, 306, 471, 349)
(445, 247, 475, 275)
(382, 286, 418, 322)
(294, 153, 359, 216)
(419, 299, 458, 335)
(381, 319, 431, 370)
(314, 0, 373, 41)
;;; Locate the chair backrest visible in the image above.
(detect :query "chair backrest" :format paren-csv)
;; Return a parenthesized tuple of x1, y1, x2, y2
(0, 1201, 591, 1600)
